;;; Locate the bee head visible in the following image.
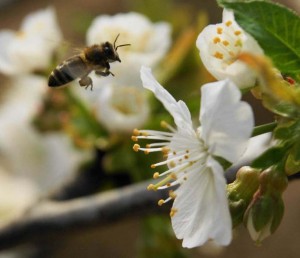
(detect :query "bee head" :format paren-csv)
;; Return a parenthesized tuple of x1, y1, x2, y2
(103, 42, 121, 63)
(107, 34, 131, 63)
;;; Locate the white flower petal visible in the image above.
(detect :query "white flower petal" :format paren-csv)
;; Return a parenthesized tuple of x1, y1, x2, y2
(0, 75, 47, 125)
(0, 7, 62, 75)
(171, 157, 232, 248)
(21, 7, 62, 42)
(232, 132, 273, 168)
(200, 79, 254, 162)
(94, 83, 150, 133)
(38, 133, 91, 192)
(0, 31, 18, 74)
(222, 9, 235, 22)
(140, 66, 194, 135)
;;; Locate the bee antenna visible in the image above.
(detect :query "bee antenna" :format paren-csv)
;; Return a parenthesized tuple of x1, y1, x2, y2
(114, 33, 120, 50)
(115, 43, 131, 51)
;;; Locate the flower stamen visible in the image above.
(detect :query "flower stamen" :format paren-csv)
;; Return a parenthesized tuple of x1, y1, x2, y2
(170, 208, 178, 217)
(161, 120, 176, 132)
(225, 20, 233, 27)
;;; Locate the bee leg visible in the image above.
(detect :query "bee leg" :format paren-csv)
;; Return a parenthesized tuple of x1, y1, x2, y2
(79, 76, 93, 90)
(95, 70, 114, 77)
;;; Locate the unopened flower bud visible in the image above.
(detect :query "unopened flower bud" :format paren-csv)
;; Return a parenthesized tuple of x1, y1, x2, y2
(227, 166, 260, 227)
(244, 166, 288, 243)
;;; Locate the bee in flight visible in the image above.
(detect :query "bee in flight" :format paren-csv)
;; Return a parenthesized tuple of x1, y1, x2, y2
(48, 34, 130, 90)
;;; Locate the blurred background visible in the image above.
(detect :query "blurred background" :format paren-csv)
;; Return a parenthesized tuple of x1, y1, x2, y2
(0, 0, 299, 257)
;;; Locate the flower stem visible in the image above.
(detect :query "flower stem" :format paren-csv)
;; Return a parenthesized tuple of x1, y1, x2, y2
(251, 122, 277, 137)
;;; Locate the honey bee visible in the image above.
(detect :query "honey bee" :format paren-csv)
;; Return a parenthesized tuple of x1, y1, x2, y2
(48, 34, 130, 90)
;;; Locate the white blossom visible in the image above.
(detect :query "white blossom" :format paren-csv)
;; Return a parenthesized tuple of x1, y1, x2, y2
(93, 83, 150, 133)
(0, 76, 90, 218)
(0, 7, 62, 75)
(133, 66, 254, 248)
(196, 9, 263, 89)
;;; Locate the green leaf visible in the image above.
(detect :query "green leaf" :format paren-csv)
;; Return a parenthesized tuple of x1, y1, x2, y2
(274, 119, 300, 141)
(251, 146, 288, 169)
(219, 0, 300, 79)
(285, 147, 300, 176)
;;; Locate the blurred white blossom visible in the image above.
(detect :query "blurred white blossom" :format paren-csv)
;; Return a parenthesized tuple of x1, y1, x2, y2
(94, 83, 150, 133)
(0, 75, 90, 222)
(133, 67, 254, 248)
(86, 12, 171, 85)
(0, 7, 62, 75)
(196, 9, 263, 89)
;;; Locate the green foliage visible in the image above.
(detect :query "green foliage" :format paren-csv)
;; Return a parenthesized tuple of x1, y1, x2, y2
(274, 119, 300, 141)
(218, 0, 300, 80)
(251, 145, 289, 170)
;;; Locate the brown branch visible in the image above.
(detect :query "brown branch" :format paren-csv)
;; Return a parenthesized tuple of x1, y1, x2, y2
(0, 180, 169, 251)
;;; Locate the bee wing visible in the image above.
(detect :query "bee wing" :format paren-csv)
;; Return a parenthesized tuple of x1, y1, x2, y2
(49, 55, 89, 87)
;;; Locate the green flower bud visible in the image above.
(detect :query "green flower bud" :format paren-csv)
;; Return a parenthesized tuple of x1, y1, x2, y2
(244, 166, 288, 244)
(227, 166, 260, 227)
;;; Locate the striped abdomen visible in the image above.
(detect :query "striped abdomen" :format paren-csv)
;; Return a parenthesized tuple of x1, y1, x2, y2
(48, 56, 90, 87)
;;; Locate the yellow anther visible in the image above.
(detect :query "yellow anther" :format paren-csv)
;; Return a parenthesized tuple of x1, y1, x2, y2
(133, 144, 140, 152)
(162, 147, 170, 155)
(184, 155, 189, 159)
(169, 190, 177, 199)
(222, 40, 229, 46)
(169, 161, 176, 168)
(151, 164, 156, 169)
(16, 31, 26, 38)
(153, 172, 160, 179)
(213, 37, 221, 44)
(225, 20, 232, 27)
(131, 136, 138, 142)
(147, 184, 155, 191)
(158, 199, 165, 206)
(213, 51, 224, 59)
(132, 128, 140, 136)
(217, 27, 223, 34)
(144, 149, 150, 155)
(170, 208, 178, 217)
(170, 173, 177, 180)
(234, 30, 242, 36)
(229, 51, 235, 57)
(160, 120, 168, 128)
(235, 39, 242, 47)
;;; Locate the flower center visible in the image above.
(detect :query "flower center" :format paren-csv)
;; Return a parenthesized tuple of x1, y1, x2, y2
(211, 20, 243, 66)
(110, 87, 145, 115)
(132, 121, 208, 208)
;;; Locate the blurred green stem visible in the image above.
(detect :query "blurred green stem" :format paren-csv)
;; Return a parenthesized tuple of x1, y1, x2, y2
(252, 122, 277, 137)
